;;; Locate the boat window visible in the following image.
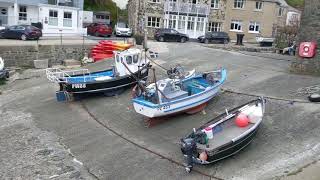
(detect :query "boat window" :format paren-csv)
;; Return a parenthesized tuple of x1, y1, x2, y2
(160, 83, 165, 87)
(116, 55, 119, 62)
(133, 54, 139, 63)
(120, 57, 123, 63)
(126, 56, 133, 64)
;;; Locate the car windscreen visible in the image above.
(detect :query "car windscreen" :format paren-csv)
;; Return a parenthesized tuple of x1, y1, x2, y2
(117, 22, 128, 28)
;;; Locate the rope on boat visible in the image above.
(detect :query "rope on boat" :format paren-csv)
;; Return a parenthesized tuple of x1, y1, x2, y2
(145, 54, 169, 72)
(79, 101, 224, 180)
(222, 88, 320, 104)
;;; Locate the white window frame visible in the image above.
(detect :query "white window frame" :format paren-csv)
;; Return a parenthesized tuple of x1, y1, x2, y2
(255, 1, 263, 11)
(18, 6, 27, 21)
(248, 21, 260, 33)
(168, 15, 177, 29)
(49, 10, 58, 26)
(234, 0, 245, 9)
(211, 0, 220, 9)
(63, 11, 72, 27)
(208, 22, 222, 32)
(147, 16, 160, 28)
(196, 17, 205, 31)
(230, 20, 243, 32)
(149, 0, 160, 3)
(187, 16, 195, 30)
(178, 16, 186, 30)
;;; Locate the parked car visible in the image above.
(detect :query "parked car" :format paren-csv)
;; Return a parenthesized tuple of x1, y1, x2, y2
(0, 25, 42, 40)
(198, 32, 230, 44)
(87, 23, 112, 37)
(114, 22, 132, 37)
(154, 28, 189, 43)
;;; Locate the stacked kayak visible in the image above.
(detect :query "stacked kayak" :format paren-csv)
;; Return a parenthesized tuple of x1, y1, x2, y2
(91, 40, 133, 61)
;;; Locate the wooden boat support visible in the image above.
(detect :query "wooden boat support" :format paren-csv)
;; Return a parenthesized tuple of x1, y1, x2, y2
(180, 97, 266, 173)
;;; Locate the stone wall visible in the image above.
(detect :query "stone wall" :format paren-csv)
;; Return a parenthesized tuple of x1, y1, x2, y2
(0, 44, 93, 67)
(291, 0, 320, 75)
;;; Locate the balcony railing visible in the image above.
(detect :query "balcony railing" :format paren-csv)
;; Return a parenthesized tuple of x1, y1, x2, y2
(164, 2, 210, 15)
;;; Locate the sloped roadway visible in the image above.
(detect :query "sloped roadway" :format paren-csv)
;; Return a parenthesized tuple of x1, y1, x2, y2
(4, 41, 320, 180)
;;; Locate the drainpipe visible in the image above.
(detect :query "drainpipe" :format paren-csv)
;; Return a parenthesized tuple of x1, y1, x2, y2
(13, 0, 18, 25)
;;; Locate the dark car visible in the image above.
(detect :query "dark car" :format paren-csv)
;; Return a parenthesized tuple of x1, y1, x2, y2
(198, 32, 230, 44)
(154, 28, 189, 43)
(87, 23, 112, 37)
(0, 25, 42, 40)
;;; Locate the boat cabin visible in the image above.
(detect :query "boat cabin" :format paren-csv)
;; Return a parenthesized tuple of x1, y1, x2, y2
(114, 49, 148, 77)
(157, 79, 188, 103)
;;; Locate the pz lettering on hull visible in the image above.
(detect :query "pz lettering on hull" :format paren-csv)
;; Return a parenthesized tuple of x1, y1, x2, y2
(72, 84, 87, 89)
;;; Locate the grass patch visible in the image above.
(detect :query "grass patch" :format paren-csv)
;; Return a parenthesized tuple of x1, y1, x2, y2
(286, 0, 304, 9)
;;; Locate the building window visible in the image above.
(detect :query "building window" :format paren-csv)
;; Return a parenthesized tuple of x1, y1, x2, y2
(196, 17, 204, 31)
(149, 0, 160, 3)
(278, 7, 284, 16)
(248, 21, 260, 33)
(96, 15, 110, 20)
(178, 16, 186, 30)
(208, 22, 222, 32)
(234, 0, 245, 9)
(19, 6, 27, 21)
(230, 20, 242, 31)
(48, 0, 57, 5)
(63, 12, 72, 27)
(49, 10, 58, 26)
(168, 15, 177, 29)
(255, 1, 263, 10)
(147, 16, 160, 28)
(187, 17, 195, 30)
(211, 0, 220, 9)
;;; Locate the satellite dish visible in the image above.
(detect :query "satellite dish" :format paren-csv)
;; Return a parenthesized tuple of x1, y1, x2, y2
(0, 57, 4, 71)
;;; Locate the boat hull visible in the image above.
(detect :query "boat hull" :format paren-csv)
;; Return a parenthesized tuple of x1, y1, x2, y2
(198, 124, 260, 164)
(59, 67, 149, 95)
(133, 85, 221, 118)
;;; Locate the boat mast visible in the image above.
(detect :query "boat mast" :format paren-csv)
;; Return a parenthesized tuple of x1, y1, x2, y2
(152, 68, 160, 104)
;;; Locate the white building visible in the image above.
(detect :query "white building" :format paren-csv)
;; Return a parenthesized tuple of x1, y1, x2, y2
(0, 0, 87, 36)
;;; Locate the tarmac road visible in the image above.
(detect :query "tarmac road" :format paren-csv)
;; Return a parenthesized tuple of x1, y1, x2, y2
(0, 41, 320, 180)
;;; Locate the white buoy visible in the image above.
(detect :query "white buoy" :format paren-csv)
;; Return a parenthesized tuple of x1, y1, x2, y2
(0, 57, 4, 71)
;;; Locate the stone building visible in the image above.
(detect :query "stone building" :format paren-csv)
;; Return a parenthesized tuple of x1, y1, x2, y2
(128, 0, 295, 42)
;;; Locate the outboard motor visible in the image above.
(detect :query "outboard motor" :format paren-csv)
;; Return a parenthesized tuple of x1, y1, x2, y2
(181, 138, 196, 173)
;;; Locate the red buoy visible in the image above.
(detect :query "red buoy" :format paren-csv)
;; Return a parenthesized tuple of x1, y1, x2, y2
(235, 113, 249, 127)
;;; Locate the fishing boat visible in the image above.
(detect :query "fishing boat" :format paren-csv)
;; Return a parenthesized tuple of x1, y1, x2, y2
(46, 48, 150, 101)
(132, 68, 227, 120)
(180, 97, 266, 173)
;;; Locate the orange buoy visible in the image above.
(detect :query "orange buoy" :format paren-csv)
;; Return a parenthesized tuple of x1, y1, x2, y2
(235, 113, 249, 127)
(199, 151, 208, 161)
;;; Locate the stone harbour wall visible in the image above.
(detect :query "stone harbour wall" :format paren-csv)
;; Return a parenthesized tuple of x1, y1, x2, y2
(0, 44, 93, 67)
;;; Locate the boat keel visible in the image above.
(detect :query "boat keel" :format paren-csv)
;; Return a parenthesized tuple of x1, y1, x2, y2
(185, 103, 208, 115)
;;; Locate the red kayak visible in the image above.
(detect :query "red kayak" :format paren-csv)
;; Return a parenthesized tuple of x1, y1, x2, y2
(90, 40, 132, 62)
(92, 54, 113, 61)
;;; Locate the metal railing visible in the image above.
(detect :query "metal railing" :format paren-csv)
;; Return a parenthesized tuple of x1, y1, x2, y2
(164, 2, 210, 15)
(46, 68, 90, 83)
